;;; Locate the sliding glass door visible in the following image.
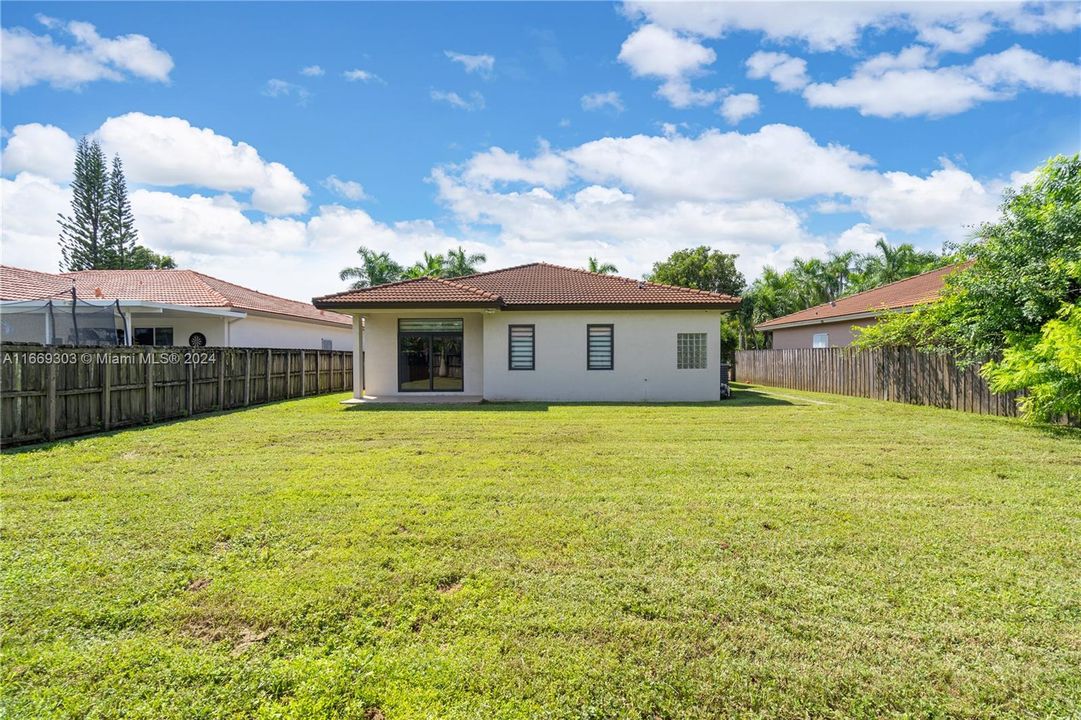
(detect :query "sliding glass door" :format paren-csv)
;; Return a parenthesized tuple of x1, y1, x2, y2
(398, 319, 464, 392)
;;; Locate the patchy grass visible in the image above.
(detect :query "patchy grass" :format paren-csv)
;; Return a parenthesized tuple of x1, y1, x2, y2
(2, 386, 1079, 719)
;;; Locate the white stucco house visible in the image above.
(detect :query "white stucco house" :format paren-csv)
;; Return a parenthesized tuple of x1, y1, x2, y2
(313, 262, 740, 402)
(0, 265, 353, 350)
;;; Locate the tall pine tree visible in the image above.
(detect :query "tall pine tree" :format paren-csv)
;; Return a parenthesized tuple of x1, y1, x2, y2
(58, 138, 109, 271)
(104, 154, 138, 268)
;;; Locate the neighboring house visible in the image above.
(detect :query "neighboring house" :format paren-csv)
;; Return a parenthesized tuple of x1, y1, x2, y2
(0, 265, 352, 350)
(755, 263, 964, 349)
(313, 262, 739, 402)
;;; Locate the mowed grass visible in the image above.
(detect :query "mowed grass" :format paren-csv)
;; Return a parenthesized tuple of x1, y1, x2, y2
(2, 386, 1079, 719)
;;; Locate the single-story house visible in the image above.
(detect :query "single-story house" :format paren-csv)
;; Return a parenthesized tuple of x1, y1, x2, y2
(755, 263, 963, 349)
(0, 265, 353, 350)
(312, 262, 740, 402)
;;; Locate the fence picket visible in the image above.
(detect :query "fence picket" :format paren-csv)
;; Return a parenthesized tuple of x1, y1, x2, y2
(1, 344, 353, 446)
(735, 348, 1020, 418)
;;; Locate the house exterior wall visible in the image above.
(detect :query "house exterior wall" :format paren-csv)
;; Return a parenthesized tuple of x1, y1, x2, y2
(126, 315, 228, 346)
(483, 309, 722, 402)
(228, 315, 353, 350)
(769, 317, 877, 349)
(125, 313, 352, 349)
(362, 311, 485, 397)
(356, 308, 724, 402)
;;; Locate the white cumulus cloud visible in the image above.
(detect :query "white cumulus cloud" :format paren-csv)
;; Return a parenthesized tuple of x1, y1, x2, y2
(804, 44, 1081, 117)
(1, 123, 77, 181)
(746, 51, 809, 91)
(622, 1, 1080, 53)
(618, 24, 719, 108)
(94, 112, 309, 215)
(444, 51, 495, 75)
(1, 15, 173, 92)
(719, 93, 760, 124)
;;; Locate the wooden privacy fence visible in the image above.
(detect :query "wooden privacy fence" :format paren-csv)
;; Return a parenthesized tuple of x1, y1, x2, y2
(1, 343, 353, 446)
(734, 347, 1020, 417)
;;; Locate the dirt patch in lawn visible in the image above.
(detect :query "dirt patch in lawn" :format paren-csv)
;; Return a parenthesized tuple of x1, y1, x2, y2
(182, 617, 272, 655)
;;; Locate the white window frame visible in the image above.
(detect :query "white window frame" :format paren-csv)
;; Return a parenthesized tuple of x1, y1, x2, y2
(812, 332, 829, 349)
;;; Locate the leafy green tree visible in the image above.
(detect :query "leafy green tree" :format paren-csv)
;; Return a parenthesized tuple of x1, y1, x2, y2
(984, 300, 1081, 423)
(646, 246, 745, 296)
(339, 246, 404, 289)
(403, 252, 447, 279)
(587, 257, 619, 275)
(128, 245, 177, 269)
(857, 154, 1080, 422)
(58, 138, 109, 271)
(445, 246, 487, 277)
(104, 155, 139, 268)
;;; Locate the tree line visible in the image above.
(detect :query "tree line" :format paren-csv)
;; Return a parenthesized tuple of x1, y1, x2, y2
(642, 241, 947, 351)
(58, 137, 175, 271)
(339, 248, 625, 289)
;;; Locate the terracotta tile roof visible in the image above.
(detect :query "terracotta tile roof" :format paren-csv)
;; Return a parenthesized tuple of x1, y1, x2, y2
(314, 276, 503, 307)
(0, 265, 350, 326)
(313, 262, 740, 310)
(755, 263, 966, 330)
(0, 266, 72, 300)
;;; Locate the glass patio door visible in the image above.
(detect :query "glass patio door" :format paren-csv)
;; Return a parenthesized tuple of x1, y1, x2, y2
(398, 319, 464, 392)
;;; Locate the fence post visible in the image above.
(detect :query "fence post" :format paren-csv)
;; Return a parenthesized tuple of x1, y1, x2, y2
(244, 350, 251, 407)
(341, 351, 347, 390)
(217, 348, 226, 410)
(101, 353, 112, 431)
(299, 350, 306, 396)
(264, 349, 272, 401)
(285, 352, 292, 398)
(145, 349, 155, 422)
(45, 359, 57, 441)
(186, 358, 194, 417)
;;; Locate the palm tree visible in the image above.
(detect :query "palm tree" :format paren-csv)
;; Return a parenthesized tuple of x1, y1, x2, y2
(851, 239, 942, 292)
(587, 257, 619, 274)
(445, 246, 487, 277)
(402, 251, 447, 279)
(339, 246, 403, 289)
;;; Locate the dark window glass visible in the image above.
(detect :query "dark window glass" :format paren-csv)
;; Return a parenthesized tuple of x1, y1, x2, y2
(133, 327, 155, 346)
(508, 325, 535, 370)
(587, 324, 613, 370)
(397, 318, 464, 392)
(154, 327, 174, 346)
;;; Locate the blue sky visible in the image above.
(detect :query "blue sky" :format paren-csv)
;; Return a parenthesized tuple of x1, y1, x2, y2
(2, 1, 1079, 300)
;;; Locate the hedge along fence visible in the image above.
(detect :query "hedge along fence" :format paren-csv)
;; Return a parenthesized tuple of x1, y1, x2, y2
(734, 347, 1021, 418)
(1, 343, 353, 447)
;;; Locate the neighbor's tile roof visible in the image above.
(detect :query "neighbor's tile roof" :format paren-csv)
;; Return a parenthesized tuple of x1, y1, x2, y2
(0, 266, 72, 300)
(313, 262, 740, 309)
(755, 263, 966, 330)
(0, 266, 350, 326)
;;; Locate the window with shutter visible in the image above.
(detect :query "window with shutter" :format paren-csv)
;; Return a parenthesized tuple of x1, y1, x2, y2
(508, 324, 535, 370)
(586, 324, 613, 370)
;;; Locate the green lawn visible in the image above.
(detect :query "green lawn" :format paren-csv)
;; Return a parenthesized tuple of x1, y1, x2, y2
(2, 386, 1079, 719)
